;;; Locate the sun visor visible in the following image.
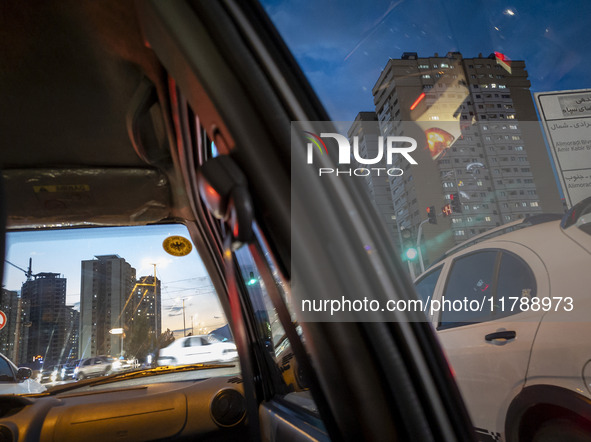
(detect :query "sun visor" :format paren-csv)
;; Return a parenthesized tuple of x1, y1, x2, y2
(3, 168, 171, 228)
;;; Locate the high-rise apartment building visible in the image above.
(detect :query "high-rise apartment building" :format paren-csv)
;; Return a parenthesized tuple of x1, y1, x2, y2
(348, 112, 402, 250)
(21, 273, 68, 365)
(0, 289, 19, 361)
(79, 255, 135, 358)
(129, 275, 161, 342)
(371, 51, 563, 265)
(63, 306, 79, 363)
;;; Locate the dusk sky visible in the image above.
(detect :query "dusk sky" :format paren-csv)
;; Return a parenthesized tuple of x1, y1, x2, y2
(4, 225, 227, 335)
(262, 0, 591, 121)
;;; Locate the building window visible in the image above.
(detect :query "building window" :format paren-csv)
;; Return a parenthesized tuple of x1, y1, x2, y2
(530, 201, 539, 207)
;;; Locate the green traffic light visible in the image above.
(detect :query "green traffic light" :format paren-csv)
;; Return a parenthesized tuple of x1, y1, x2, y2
(404, 247, 418, 261)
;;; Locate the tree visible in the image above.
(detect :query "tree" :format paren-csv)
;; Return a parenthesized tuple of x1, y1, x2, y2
(125, 316, 154, 362)
(158, 328, 175, 349)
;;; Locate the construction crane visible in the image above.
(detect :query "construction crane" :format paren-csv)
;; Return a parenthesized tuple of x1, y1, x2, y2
(4, 257, 36, 281)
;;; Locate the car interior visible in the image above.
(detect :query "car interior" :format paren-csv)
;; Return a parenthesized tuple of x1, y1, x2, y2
(0, 1, 476, 441)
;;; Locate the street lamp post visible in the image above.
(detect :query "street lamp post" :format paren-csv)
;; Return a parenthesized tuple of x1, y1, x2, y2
(182, 298, 186, 337)
(416, 218, 430, 274)
(109, 328, 124, 357)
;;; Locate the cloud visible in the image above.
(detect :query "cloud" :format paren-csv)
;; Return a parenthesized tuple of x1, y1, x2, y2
(138, 256, 173, 274)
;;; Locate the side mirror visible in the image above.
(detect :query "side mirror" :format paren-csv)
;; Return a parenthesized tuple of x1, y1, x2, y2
(16, 367, 32, 381)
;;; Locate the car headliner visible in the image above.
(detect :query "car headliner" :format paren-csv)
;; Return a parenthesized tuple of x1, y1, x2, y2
(0, 1, 180, 227)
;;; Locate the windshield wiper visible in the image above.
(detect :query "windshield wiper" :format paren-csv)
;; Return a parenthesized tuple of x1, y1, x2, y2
(41, 363, 237, 395)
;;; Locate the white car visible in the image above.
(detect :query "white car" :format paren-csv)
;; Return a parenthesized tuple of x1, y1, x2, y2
(415, 203, 591, 442)
(157, 335, 238, 366)
(0, 353, 46, 395)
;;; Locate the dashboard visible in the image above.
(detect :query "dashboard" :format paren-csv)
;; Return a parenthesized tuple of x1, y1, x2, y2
(0, 376, 247, 442)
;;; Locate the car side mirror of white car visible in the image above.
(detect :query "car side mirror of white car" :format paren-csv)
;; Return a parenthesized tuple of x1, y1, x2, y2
(16, 367, 32, 382)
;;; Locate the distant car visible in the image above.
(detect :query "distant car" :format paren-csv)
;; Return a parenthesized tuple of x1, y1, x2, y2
(415, 203, 591, 441)
(60, 360, 80, 381)
(157, 335, 238, 366)
(37, 365, 63, 384)
(75, 356, 121, 380)
(0, 353, 46, 394)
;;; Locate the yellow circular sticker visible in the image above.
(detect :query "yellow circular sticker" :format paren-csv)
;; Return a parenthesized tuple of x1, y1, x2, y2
(162, 236, 193, 257)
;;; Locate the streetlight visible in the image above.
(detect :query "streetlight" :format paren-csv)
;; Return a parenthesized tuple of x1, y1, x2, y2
(109, 328, 124, 357)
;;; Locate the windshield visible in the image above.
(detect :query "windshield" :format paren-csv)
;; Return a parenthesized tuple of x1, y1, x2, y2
(263, 0, 591, 439)
(1, 224, 239, 391)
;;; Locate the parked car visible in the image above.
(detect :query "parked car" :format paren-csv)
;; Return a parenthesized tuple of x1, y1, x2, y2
(0, 353, 46, 395)
(415, 202, 591, 441)
(157, 335, 238, 366)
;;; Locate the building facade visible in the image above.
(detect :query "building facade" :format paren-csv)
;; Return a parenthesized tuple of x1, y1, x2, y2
(348, 112, 402, 251)
(79, 255, 135, 358)
(128, 275, 161, 345)
(21, 273, 68, 365)
(0, 289, 20, 362)
(371, 51, 563, 267)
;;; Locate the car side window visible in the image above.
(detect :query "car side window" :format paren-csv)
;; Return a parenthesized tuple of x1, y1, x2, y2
(0, 358, 14, 381)
(414, 266, 443, 316)
(439, 251, 498, 329)
(495, 251, 537, 318)
(200, 337, 211, 346)
(234, 245, 318, 412)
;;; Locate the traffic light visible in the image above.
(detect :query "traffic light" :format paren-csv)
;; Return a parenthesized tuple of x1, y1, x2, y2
(427, 205, 437, 224)
(442, 204, 452, 216)
(404, 247, 418, 261)
(246, 271, 257, 285)
(401, 228, 418, 261)
(450, 193, 462, 213)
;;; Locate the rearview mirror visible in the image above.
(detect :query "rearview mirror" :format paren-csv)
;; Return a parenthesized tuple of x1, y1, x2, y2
(16, 367, 32, 381)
